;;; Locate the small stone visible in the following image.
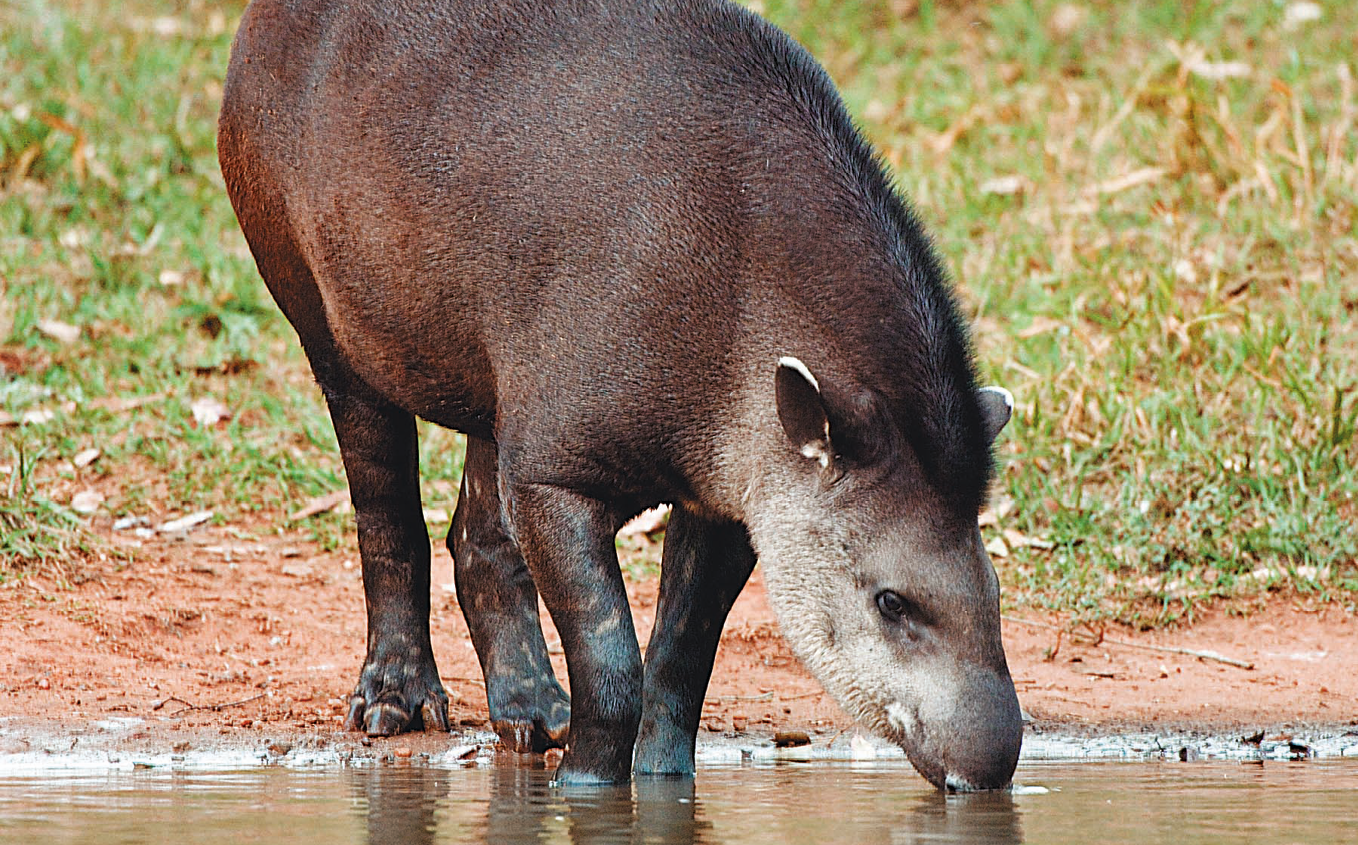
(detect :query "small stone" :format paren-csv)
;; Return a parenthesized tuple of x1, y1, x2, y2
(849, 733, 876, 760)
(730, 714, 748, 732)
(544, 747, 564, 767)
(394, 746, 413, 758)
(267, 742, 293, 756)
(37, 678, 50, 690)
(70, 490, 104, 514)
(773, 730, 811, 748)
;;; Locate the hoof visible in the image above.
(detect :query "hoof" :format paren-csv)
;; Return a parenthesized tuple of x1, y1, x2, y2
(342, 655, 450, 735)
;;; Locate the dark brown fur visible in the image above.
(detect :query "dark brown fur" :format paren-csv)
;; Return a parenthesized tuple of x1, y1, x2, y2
(219, 0, 1017, 788)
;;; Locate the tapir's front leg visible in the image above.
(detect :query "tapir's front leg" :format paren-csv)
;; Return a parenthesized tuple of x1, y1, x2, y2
(505, 480, 642, 785)
(323, 383, 450, 735)
(635, 507, 755, 775)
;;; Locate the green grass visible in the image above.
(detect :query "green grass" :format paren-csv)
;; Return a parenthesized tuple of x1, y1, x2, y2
(2, 0, 1355, 623)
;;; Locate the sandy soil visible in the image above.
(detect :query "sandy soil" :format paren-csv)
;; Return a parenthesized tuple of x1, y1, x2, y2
(2, 524, 1355, 755)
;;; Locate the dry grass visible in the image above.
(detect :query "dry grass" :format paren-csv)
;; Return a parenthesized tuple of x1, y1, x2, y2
(2, 0, 1355, 623)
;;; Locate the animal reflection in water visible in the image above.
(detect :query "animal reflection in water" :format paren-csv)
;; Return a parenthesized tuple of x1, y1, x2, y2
(348, 761, 1023, 844)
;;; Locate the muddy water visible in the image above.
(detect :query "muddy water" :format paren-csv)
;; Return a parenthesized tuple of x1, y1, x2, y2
(1, 759, 1355, 844)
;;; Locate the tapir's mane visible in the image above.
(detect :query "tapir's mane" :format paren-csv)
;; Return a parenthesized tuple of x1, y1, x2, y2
(698, 0, 996, 514)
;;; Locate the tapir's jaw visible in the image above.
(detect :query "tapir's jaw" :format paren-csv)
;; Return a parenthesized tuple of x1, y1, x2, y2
(773, 613, 1023, 791)
(876, 667, 1024, 792)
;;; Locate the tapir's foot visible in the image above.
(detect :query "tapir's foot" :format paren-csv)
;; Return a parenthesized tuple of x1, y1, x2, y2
(634, 719, 697, 776)
(343, 653, 451, 736)
(488, 679, 571, 753)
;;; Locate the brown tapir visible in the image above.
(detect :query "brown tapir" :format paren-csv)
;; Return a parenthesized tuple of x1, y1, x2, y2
(218, 0, 1023, 790)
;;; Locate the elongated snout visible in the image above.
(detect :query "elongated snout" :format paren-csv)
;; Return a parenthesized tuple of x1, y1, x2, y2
(897, 666, 1023, 792)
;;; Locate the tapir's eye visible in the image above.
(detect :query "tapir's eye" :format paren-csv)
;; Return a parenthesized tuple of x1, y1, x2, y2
(875, 590, 912, 623)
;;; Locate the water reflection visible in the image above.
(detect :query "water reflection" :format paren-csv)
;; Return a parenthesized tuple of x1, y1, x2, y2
(354, 764, 449, 845)
(900, 791, 1023, 845)
(480, 760, 714, 845)
(349, 758, 1021, 845)
(5, 760, 1358, 844)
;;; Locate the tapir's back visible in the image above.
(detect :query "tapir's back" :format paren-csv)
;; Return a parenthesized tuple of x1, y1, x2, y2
(221, 0, 984, 508)
(224, 0, 816, 435)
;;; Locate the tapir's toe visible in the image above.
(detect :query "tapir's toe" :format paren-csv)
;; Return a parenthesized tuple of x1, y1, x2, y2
(486, 676, 570, 752)
(342, 658, 451, 736)
(490, 708, 570, 753)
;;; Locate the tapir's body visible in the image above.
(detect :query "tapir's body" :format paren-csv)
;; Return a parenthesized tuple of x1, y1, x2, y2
(220, 0, 1022, 790)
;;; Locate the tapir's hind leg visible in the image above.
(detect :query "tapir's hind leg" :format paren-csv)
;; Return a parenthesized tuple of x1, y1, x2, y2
(219, 135, 449, 736)
(324, 381, 451, 735)
(634, 507, 756, 775)
(450, 436, 570, 752)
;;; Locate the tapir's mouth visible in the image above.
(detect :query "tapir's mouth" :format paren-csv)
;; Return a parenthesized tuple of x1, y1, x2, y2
(880, 701, 1015, 792)
(879, 702, 947, 789)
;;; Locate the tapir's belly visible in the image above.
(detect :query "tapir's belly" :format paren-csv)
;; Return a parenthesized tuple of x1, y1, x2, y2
(308, 239, 500, 438)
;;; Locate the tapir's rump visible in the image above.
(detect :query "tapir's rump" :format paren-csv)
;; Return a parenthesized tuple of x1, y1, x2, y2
(220, 0, 1020, 790)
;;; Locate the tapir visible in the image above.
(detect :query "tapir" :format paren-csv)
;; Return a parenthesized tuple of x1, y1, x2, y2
(218, 0, 1023, 790)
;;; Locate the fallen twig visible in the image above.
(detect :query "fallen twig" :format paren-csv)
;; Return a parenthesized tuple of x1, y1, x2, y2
(153, 692, 267, 716)
(704, 691, 774, 703)
(1002, 615, 1255, 670)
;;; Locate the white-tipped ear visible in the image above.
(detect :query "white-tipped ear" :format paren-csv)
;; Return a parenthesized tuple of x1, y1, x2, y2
(977, 386, 1013, 444)
(777, 355, 819, 391)
(776, 357, 832, 469)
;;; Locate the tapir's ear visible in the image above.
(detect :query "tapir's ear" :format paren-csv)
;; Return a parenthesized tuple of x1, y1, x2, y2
(776, 356, 832, 470)
(977, 386, 1014, 444)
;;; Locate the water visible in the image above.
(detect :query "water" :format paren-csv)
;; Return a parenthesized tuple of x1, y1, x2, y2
(1, 758, 1355, 844)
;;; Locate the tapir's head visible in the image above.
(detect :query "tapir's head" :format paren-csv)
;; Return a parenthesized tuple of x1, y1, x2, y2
(748, 356, 1022, 792)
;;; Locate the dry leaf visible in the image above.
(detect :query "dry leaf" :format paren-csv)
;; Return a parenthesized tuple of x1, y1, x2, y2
(1283, 2, 1321, 29)
(1083, 166, 1167, 196)
(87, 393, 165, 413)
(1048, 3, 1087, 39)
(980, 175, 1027, 196)
(288, 490, 350, 522)
(190, 397, 230, 427)
(158, 269, 186, 286)
(1188, 60, 1251, 81)
(620, 504, 671, 537)
(37, 320, 81, 344)
(423, 507, 450, 524)
(985, 537, 1010, 558)
(20, 409, 56, 425)
(73, 447, 101, 468)
(1017, 316, 1063, 339)
(58, 228, 88, 249)
(158, 510, 213, 533)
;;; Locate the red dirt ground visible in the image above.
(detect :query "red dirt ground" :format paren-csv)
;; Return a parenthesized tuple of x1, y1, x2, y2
(3, 525, 1355, 749)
